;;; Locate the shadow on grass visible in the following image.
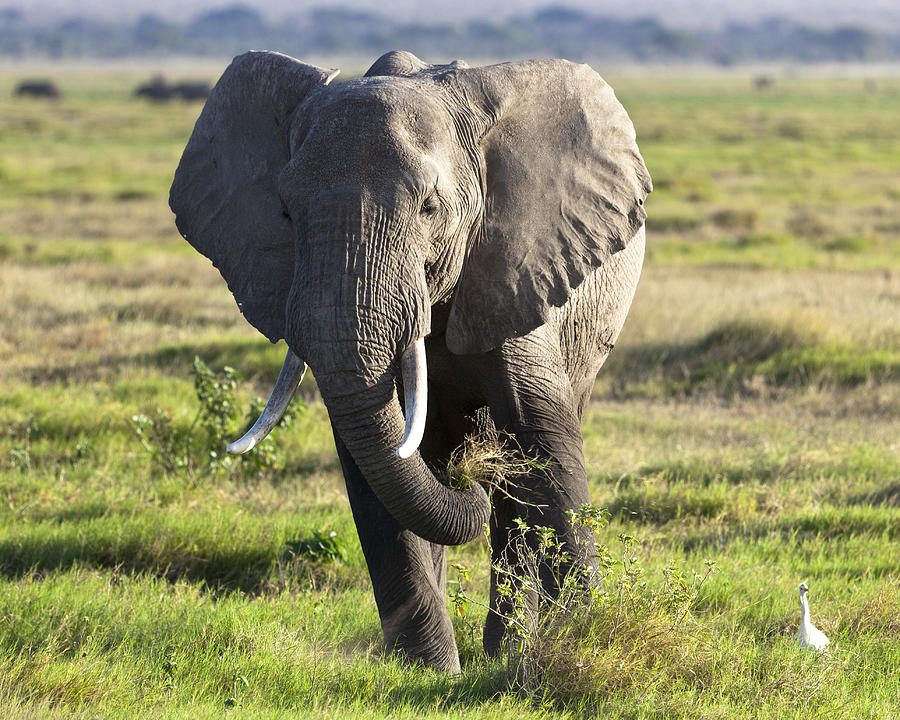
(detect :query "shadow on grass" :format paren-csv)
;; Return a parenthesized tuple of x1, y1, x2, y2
(143, 340, 282, 375)
(0, 500, 365, 596)
(604, 459, 788, 488)
(0, 533, 278, 594)
(0, 539, 371, 599)
(677, 504, 900, 555)
(846, 482, 900, 508)
(601, 458, 900, 525)
(601, 317, 899, 397)
(380, 667, 509, 710)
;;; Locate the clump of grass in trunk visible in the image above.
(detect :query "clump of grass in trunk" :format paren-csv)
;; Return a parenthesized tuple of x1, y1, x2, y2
(441, 432, 549, 499)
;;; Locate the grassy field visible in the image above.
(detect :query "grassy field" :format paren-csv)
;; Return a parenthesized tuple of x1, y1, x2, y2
(0, 65, 898, 718)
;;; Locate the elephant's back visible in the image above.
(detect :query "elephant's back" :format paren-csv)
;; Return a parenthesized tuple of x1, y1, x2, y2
(553, 225, 645, 404)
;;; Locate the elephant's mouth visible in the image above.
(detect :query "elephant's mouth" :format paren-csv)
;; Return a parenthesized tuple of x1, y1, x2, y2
(226, 338, 428, 459)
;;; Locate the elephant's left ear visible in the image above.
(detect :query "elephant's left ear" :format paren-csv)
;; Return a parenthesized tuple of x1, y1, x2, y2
(443, 60, 651, 355)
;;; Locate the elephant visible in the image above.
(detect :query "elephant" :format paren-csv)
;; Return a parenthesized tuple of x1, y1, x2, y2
(135, 76, 212, 102)
(14, 80, 61, 99)
(170, 49, 650, 672)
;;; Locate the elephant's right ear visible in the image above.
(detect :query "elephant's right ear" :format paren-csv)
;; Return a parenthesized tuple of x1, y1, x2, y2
(169, 51, 335, 343)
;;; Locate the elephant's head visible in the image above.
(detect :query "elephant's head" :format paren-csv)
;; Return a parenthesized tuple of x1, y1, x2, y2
(169, 50, 650, 546)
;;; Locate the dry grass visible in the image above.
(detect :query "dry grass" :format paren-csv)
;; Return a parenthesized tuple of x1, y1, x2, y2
(526, 602, 718, 707)
(622, 265, 900, 350)
(841, 579, 900, 638)
(442, 433, 547, 500)
(0, 256, 257, 384)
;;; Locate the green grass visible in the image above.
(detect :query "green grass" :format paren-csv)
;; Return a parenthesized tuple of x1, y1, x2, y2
(0, 66, 898, 717)
(614, 73, 900, 271)
(601, 316, 900, 397)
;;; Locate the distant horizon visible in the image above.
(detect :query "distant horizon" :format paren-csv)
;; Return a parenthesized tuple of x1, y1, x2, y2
(10, 0, 900, 30)
(5, 2, 900, 67)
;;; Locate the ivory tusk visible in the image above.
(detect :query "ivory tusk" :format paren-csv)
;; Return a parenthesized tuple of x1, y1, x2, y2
(227, 349, 307, 454)
(396, 338, 427, 459)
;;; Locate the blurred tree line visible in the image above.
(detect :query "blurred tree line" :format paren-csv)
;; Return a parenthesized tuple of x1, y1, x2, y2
(1, 4, 898, 63)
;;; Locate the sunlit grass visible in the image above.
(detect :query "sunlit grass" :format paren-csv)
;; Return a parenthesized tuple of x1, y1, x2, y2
(0, 66, 898, 717)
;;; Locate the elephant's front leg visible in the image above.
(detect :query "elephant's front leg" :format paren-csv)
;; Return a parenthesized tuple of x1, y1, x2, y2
(332, 430, 459, 672)
(472, 329, 598, 656)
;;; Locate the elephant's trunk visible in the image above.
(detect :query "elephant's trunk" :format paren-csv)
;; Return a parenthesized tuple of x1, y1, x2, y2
(273, 208, 490, 545)
(317, 360, 489, 546)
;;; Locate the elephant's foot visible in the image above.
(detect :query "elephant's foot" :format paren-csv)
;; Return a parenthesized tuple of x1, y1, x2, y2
(482, 608, 506, 658)
(382, 594, 460, 673)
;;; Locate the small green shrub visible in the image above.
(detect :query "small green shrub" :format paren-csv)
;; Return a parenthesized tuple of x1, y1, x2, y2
(132, 356, 299, 480)
(823, 234, 875, 253)
(452, 506, 722, 707)
(646, 213, 703, 233)
(711, 208, 759, 230)
(786, 209, 829, 238)
(283, 531, 348, 564)
(131, 410, 187, 474)
(737, 231, 795, 247)
(776, 118, 809, 139)
(276, 531, 355, 594)
(6, 416, 36, 473)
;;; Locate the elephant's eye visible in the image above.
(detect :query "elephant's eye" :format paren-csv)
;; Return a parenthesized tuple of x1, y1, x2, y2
(421, 197, 439, 217)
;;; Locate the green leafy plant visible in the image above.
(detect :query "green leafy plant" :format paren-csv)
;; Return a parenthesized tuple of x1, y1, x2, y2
(161, 653, 177, 700)
(283, 530, 348, 564)
(223, 662, 248, 710)
(452, 503, 720, 707)
(131, 410, 188, 474)
(276, 531, 351, 594)
(132, 356, 299, 479)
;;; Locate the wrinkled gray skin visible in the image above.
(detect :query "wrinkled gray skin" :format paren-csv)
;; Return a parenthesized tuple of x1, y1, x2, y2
(170, 50, 651, 672)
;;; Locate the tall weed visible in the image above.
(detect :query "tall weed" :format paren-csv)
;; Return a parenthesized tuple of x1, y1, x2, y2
(131, 357, 299, 480)
(454, 509, 719, 706)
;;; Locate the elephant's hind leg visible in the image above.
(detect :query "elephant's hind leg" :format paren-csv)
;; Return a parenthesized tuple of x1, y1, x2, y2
(333, 429, 460, 672)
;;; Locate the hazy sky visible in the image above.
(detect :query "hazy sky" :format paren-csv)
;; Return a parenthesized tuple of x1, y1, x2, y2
(12, 0, 900, 29)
